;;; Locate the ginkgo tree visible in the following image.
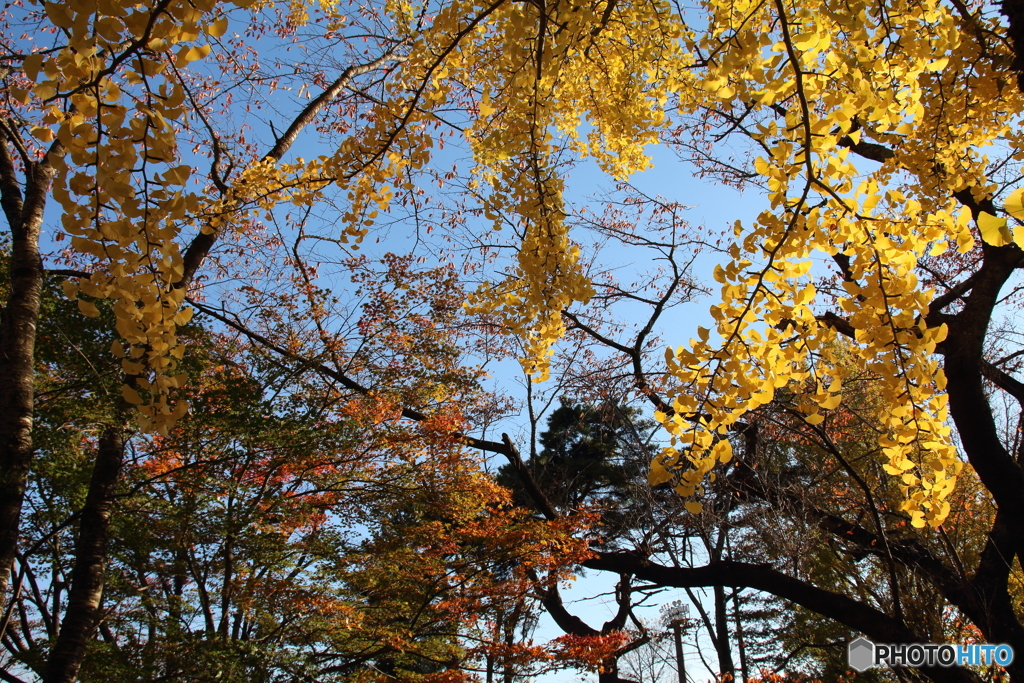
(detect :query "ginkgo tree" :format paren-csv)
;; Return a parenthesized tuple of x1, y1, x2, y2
(555, 3, 1024, 681)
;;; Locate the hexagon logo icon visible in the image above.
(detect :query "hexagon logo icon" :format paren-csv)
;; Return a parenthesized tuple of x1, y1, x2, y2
(848, 638, 875, 671)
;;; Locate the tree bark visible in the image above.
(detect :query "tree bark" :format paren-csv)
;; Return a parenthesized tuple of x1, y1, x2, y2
(0, 132, 61, 604)
(713, 584, 735, 680)
(732, 591, 748, 683)
(940, 241, 1024, 539)
(43, 427, 126, 683)
(1001, 0, 1024, 90)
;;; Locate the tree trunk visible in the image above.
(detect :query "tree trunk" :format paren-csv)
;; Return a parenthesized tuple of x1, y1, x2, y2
(0, 135, 59, 604)
(43, 427, 126, 683)
(713, 584, 735, 680)
(502, 600, 524, 683)
(598, 655, 637, 683)
(732, 591, 748, 683)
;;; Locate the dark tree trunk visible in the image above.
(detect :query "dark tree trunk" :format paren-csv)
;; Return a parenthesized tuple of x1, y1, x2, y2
(713, 584, 735, 680)
(598, 655, 637, 683)
(1002, 0, 1024, 90)
(43, 427, 126, 683)
(733, 591, 748, 683)
(0, 132, 60, 604)
(502, 599, 525, 683)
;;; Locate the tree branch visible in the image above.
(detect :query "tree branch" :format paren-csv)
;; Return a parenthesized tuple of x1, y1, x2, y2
(582, 554, 983, 683)
(177, 53, 401, 290)
(981, 359, 1024, 404)
(187, 300, 563, 519)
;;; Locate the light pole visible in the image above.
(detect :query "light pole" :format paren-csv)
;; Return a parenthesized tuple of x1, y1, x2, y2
(662, 603, 690, 683)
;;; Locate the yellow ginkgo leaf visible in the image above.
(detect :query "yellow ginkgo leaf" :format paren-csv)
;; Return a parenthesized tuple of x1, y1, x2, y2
(684, 501, 703, 514)
(713, 439, 733, 464)
(648, 461, 673, 486)
(21, 53, 43, 82)
(792, 32, 819, 51)
(173, 307, 194, 325)
(1004, 187, 1024, 220)
(178, 44, 212, 64)
(30, 126, 54, 142)
(207, 17, 229, 37)
(122, 360, 146, 375)
(978, 212, 1012, 247)
(77, 299, 100, 318)
(818, 392, 842, 410)
(122, 385, 144, 405)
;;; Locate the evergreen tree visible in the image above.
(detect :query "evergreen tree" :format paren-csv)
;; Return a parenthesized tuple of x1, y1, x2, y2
(497, 398, 656, 543)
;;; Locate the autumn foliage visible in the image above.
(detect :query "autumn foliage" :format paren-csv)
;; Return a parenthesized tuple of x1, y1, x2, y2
(4, 0, 1024, 680)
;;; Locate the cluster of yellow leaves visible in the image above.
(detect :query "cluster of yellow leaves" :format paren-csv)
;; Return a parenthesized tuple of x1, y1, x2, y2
(361, 0, 691, 379)
(25, 0, 1022, 526)
(650, 0, 1020, 526)
(15, 0, 243, 432)
(978, 187, 1024, 247)
(24, 0, 363, 434)
(341, 0, 1014, 527)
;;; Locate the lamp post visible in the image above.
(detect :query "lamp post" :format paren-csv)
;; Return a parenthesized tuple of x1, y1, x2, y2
(662, 603, 690, 683)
